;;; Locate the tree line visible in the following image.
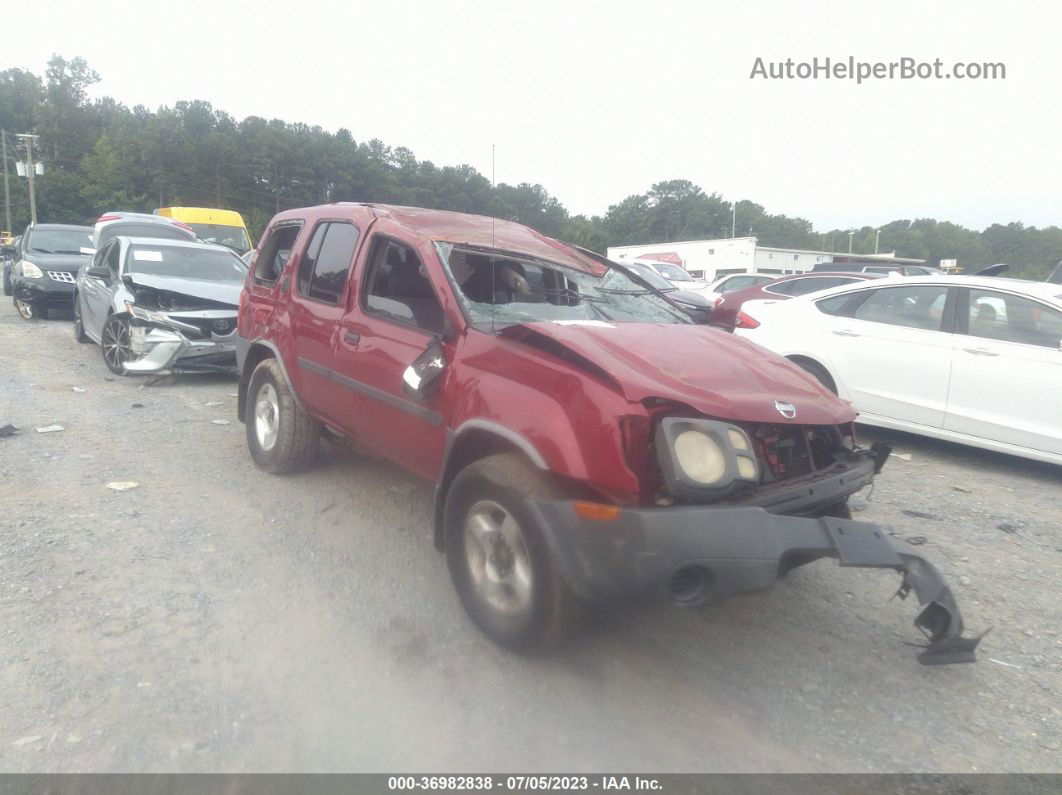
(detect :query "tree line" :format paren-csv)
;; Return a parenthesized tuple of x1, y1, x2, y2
(2, 56, 1058, 279)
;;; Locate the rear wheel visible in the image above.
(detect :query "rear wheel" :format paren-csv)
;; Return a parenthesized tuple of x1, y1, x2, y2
(13, 296, 38, 320)
(72, 294, 89, 343)
(445, 453, 581, 649)
(101, 315, 132, 375)
(245, 358, 320, 473)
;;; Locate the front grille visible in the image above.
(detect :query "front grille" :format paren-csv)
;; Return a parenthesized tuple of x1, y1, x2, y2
(173, 316, 236, 339)
(47, 271, 76, 283)
(749, 424, 842, 484)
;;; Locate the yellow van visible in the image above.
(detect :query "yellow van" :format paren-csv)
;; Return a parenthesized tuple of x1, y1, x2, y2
(155, 207, 252, 254)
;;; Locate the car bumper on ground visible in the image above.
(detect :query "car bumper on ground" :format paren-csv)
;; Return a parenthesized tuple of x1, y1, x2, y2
(125, 321, 238, 375)
(532, 498, 982, 665)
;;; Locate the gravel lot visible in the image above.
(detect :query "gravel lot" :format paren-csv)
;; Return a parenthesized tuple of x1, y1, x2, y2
(0, 302, 1060, 773)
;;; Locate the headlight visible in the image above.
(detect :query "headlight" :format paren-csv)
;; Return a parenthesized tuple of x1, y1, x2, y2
(125, 302, 168, 324)
(655, 418, 759, 498)
(21, 261, 43, 279)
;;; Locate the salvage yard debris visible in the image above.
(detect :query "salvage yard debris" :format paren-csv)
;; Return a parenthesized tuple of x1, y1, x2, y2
(0, 424, 17, 438)
(106, 481, 140, 491)
(35, 424, 64, 433)
(210, 419, 231, 426)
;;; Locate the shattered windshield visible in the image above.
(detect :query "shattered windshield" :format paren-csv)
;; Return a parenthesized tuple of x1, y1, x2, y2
(125, 245, 247, 282)
(436, 244, 691, 327)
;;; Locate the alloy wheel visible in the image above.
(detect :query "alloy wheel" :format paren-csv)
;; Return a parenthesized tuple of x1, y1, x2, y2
(463, 500, 534, 616)
(14, 298, 35, 319)
(102, 317, 132, 372)
(254, 382, 280, 452)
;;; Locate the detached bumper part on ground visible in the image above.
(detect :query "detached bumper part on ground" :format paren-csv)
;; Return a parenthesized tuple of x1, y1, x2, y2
(533, 501, 982, 665)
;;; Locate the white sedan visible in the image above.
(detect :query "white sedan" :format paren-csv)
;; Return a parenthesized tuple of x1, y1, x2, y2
(734, 275, 1062, 465)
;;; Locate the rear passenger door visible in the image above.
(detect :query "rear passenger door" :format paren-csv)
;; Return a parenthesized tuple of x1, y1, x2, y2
(288, 220, 363, 426)
(334, 232, 449, 479)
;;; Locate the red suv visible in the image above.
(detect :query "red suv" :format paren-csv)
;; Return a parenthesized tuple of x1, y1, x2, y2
(235, 204, 979, 664)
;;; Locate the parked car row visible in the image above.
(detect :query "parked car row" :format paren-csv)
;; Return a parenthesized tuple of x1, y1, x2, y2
(8, 212, 247, 375)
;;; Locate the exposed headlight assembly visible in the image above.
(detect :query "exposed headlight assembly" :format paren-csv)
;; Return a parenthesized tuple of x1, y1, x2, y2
(21, 261, 43, 279)
(655, 417, 759, 498)
(125, 301, 169, 325)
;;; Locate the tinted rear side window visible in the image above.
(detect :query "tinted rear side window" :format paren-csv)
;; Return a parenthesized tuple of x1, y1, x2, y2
(305, 222, 359, 305)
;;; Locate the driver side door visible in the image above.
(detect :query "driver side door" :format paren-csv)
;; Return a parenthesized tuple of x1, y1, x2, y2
(80, 239, 120, 340)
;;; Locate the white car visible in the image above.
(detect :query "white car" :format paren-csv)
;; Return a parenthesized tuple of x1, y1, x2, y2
(703, 272, 776, 304)
(734, 275, 1062, 465)
(635, 259, 714, 294)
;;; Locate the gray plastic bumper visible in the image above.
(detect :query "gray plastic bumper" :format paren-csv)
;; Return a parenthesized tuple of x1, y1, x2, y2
(532, 501, 982, 665)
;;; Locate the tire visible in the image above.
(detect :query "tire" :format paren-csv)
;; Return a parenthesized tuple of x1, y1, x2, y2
(790, 357, 837, 395)
(245, 358, 320, 473)
(444, 453, 581, 649)
(100, 314, 132, 375)
(820, 499, 852, 520)
(13, 295, 39, 320)
(72, 293, 89, 343)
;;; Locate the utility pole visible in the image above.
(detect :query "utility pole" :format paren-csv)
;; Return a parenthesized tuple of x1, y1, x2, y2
(875, 229, 881, 255)
(848, 230, 854, 254)
(731, 201, 736, 238)
(2, 130, 11, 234)
(17, 134, 39, 225)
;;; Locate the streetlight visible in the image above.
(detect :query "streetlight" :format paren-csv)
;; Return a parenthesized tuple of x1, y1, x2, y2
(875, 229, 881, 255)
(848, 230, 854, 254)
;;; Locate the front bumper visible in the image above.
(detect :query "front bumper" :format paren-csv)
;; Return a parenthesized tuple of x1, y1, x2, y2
(124, 322, 238, 375)
(532, 500, 981, 665)
(13, 277, 75, 307)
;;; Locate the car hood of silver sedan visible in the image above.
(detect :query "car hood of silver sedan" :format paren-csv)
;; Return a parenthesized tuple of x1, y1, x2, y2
(124, 273, 242, 308)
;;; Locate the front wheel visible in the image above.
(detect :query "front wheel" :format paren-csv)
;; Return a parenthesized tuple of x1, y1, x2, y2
(245, 358, 320, 473)
(13, 295, 39, 320)
(790, 357, 837, 395)
(73, 294, 89, 343)
(101, 315, 132, 374)
(444, 453, 582, 649)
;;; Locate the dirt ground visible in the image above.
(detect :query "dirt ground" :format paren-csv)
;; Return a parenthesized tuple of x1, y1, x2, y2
(0, 302, 1060, 773)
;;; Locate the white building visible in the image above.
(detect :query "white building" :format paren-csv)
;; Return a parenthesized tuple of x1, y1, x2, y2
(606, 237, 923, 281)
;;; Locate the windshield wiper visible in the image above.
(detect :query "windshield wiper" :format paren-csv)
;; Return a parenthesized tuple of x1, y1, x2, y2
(543, 287, 609, 304)
(595, 287, 671, 296)
(29, 248, 55, 254)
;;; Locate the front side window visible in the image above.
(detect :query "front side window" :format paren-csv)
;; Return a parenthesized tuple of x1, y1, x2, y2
(438, 244, 691, 328)
(852, 285, 950, 331)
(363, 239, 444, 333)
(967, 289, 1062, 348)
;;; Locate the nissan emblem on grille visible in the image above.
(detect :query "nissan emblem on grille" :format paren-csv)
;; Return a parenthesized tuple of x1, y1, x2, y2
(212, 319, 232, 333)
(774, 400, 797, 419)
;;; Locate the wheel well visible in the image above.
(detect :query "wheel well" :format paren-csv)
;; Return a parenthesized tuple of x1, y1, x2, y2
(238, 344, 275, 423)
(432, 430, 540, 552)
(786, 354, 837, 394)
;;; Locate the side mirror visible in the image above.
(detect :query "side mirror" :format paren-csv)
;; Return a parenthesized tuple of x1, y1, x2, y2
(86, 266, 111, 281)
(403, 340, 446, 399)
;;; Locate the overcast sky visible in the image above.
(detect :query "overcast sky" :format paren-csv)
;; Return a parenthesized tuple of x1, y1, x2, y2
(7, 0, 1060, 231)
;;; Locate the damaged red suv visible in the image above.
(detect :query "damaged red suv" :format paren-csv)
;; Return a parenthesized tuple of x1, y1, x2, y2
(236, 204, 980, 664)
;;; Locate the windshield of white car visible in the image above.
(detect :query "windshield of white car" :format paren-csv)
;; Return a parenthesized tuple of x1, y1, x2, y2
(186, 223, 251, 254)
(649, 262, 694, 281)
(125, 245, 247, 282)
(27, 229, 93, 255)
(437, 244, 691, 327)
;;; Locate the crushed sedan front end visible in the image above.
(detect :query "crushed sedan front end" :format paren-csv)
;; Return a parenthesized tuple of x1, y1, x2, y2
(123, 302, 238, 375)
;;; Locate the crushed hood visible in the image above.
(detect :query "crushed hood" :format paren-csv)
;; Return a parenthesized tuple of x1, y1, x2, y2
(125, 274, 242, 307)
(504, 321, 855, 425)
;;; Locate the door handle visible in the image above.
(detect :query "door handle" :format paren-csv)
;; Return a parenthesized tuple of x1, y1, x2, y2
(832, 330, 860, 337)
(963, 347, 999, 357)
(343, 331, 361, 345)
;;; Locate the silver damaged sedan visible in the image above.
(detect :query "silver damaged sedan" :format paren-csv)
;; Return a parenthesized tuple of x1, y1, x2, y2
(74, 236, 246, 375)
